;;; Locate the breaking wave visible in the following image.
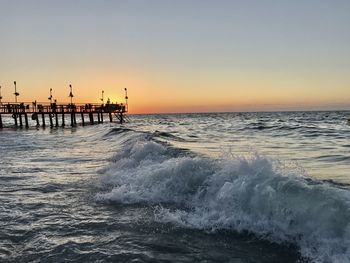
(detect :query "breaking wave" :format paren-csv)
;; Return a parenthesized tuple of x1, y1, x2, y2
(97, 130, 350, 263)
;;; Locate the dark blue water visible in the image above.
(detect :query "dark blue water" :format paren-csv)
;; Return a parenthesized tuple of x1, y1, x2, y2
(1, 111, 350, 262)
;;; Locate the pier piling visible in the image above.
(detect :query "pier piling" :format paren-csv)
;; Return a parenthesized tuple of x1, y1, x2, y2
(89, 112, 94, 125)
(49, 113, 53, 127)
(24, 113, 29, 128)
(70, 112, 75, 127)
(62, 112, 65, 127)
(14, 114, 18, 126)
(19, 114, 23, 127)
(42, 113, 46, 127)
(35, 114, 39, 126)
(55, 113, 59, 127)
(81, 112, 85, 126)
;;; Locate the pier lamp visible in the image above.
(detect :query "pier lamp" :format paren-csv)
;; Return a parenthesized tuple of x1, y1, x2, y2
(124, 88, 128, 112)
(14, 81, 19, 103)
(101, 90, 104, 104)
(48, 88, 53, 103)
(69, 84, 74, 105)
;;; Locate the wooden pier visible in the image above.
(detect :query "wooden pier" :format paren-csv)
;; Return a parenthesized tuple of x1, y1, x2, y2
(0, 102, 127, 128)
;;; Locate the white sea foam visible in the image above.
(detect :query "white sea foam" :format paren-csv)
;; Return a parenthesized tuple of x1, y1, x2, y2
(96, 132, 350, 263)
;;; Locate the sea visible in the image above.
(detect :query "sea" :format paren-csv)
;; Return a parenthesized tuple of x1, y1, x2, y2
(1, 111, 350, 263)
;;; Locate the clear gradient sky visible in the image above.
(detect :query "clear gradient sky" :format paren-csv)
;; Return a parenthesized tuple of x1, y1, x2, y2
(0, 0, 349, 113)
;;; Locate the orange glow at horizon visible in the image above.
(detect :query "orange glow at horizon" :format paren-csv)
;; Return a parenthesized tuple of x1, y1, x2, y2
(0, 68, 349, 114)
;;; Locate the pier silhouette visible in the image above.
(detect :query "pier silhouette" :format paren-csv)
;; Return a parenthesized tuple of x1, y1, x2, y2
(0, 83, 128, 128)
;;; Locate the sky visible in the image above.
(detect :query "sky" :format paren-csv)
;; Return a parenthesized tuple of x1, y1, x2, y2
(0, 0, 349, 113)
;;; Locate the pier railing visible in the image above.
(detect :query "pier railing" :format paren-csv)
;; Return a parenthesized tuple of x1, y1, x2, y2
(0, 102, 126, 114)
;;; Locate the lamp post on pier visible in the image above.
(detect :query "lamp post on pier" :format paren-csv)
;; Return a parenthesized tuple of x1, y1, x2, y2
(0, 86, 2, 105)
(69, 84, 74, 104)
(101, 90, 104, 104)
(48, 88, 53, 103)
(124, 88, 128, 112)
(14, 81, 19, 103)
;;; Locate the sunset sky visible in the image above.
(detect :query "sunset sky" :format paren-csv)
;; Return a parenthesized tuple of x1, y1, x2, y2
(0, 0, 349, 113)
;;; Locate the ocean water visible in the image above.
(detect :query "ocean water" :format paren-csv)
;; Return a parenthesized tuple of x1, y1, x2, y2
(1, 111, 350, 262)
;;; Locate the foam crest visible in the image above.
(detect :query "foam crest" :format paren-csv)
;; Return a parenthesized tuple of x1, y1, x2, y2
(97, 133, 350, 262)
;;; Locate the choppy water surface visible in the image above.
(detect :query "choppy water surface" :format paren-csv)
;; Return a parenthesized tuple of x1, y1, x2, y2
(1, 111, 350, 262)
